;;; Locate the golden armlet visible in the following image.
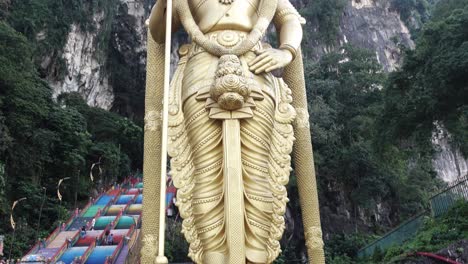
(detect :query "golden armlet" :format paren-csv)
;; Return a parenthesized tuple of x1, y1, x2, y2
(279, 43, 297, 60)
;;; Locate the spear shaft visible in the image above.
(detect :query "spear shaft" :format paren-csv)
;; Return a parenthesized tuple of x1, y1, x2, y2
(155, 0, 173, 262)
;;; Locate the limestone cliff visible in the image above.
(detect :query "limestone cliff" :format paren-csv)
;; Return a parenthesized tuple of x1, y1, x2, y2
(302, 0, 414, 71)
(49, 14, 114, 110)
(432, 124, 468, 183)
(42, 0, 152, 113)
(298, 0, 467, 184)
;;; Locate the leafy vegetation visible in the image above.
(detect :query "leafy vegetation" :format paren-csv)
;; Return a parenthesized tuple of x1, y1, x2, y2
(374, 201, 467, 263)
(2, 0, 117, 78)
(0, 20, 142, 258)
(381, 0, 468, 155)
(301, 0, 347, 45)
(306, 0, 468, 261)
(390, 0, 434, 35)
(165, 218, 191, 263)
(304, 42, 439, 222)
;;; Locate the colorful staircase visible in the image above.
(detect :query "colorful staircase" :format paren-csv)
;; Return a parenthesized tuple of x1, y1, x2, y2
(114, 244, 129, 264)
(86, 245, 117, 264)
(34, 248, 58, 260)
(82, 205, 105, 218)
(21, 177, 148, 264)
(47, 231, 77, 248)
(58, 246, 88, 263)
(68, 217, 92, 231)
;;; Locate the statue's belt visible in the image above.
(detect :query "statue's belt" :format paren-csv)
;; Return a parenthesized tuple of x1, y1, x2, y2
(187, 30, 266, 58)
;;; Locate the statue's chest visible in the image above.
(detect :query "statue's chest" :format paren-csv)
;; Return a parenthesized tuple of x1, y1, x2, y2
(189, 0, 260, 32)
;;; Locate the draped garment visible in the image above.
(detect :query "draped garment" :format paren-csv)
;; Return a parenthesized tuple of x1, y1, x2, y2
(168, 33, 296, 264)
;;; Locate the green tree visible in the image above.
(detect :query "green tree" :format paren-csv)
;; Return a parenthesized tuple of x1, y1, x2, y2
(381, 1, 468, 155)
(301, 0, 347, 45)
(306, 45, 390, 210)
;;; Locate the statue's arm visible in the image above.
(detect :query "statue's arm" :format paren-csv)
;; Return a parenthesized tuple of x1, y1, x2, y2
(149, 0, 180, 44)
(274, 0, 304, 56)
(249, 0, 304, 74)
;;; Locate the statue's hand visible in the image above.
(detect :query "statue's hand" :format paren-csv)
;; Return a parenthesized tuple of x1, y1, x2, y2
(248, 48, 293, 74)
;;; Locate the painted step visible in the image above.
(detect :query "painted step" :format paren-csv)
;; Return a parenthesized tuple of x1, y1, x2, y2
(85, 246, 117, 264)
(82, 205, 106, 217)
(58, 246, 88, 264)
(47, 231, 77, 248)
(113, 244, 128, 264)
(68, 217, 92, 231)
(36, 248, 59, 259)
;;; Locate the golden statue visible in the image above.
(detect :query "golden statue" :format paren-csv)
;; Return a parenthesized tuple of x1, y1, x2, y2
(140, 0, 325, 263)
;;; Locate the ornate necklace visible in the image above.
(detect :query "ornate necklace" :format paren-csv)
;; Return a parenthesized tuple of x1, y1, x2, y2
(177, 0, 278, 56)
(219, 0, 235, 4)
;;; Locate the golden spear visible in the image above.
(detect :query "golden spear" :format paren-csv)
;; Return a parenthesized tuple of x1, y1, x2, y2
(140, 0, 173, 263)
(154, 0, 173, 262)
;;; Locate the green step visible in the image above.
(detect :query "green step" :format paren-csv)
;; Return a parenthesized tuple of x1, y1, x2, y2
(82, 205, 106, 218)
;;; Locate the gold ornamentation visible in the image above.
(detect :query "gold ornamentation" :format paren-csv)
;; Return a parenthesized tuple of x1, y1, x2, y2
(305, 227, 324, 250)
(210, 55, 251, 111)
(146, 0, 326, 263)
(141, 234, 158, 261)
(166, 49, 202, 263)
(273, 6, 307, 25)
(144, 110, 162, 132)
(141, 35, 165, 264)
(295, 107, 310, 129)
(175, 0, 278, 56)
(280, 43, 297, 60)
(286, 48, 326, 263)
(217, 31, 240, 47)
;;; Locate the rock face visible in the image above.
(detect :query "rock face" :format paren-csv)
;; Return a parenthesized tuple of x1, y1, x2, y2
(46, 0, 153, 112)
(48, 0, 414, 111)
(50, 14, 114, 110)
(342, 0, 414, 71)
(304, 0, 414, 71)
(300, 0, 467, 183)
(432, 124, 468, 183)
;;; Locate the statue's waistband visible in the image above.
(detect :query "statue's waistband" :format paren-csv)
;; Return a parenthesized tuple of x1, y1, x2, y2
(187, 30, 265, 58)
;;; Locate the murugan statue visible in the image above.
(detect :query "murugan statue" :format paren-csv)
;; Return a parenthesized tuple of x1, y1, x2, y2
(140, 0, 325, 263)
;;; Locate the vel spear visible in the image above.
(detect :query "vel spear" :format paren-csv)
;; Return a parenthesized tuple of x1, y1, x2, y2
(140, 0, 172, 263)
(155, 0, 173, 262)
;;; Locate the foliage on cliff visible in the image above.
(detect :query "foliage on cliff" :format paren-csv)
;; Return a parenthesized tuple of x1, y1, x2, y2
(381, 0, 468, 156)
(301, 0, 347, 45)
(0, 20, 142, 258)
(390, 0, 435, 34)
(295, 43, 439, 263)
(2, 0, 117, 77)
(317, 1, 468, 261)
(375, 201, 468, 263)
